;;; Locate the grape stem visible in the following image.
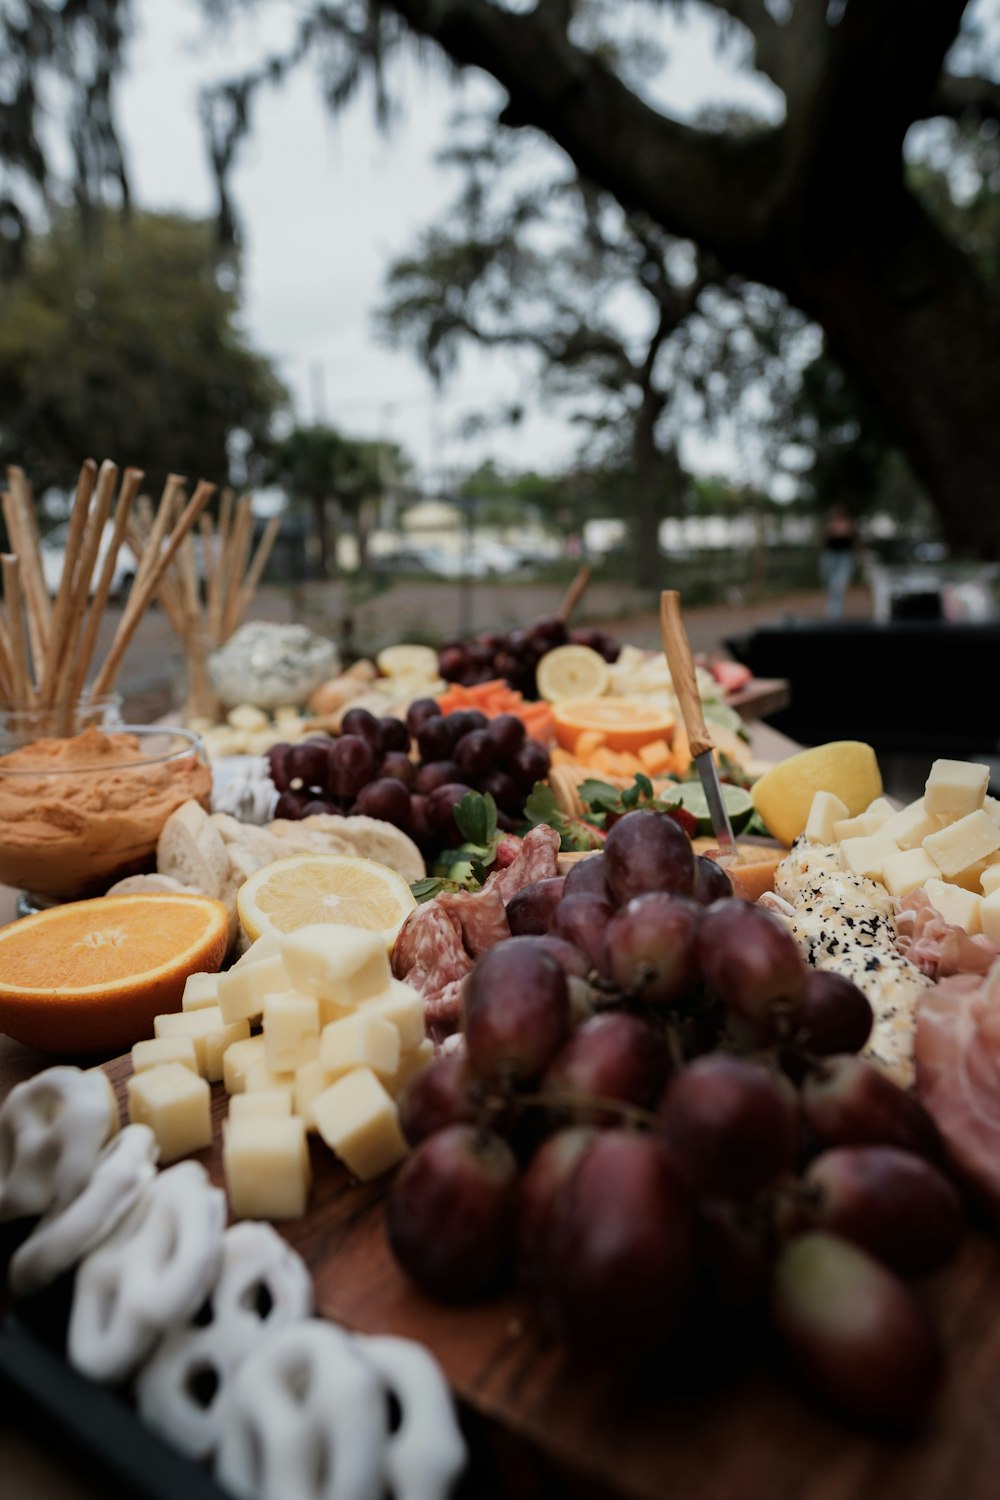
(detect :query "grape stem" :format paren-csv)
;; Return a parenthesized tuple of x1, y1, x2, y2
(509, 1089, 661, 1132)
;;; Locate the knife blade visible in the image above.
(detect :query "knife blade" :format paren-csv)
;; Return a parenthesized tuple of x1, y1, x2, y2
(659, 590, 736, 853)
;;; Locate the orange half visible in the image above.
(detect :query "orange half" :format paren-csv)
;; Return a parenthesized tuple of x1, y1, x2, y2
(551, 697, 676, 755)
(0, 892, 229, 1053)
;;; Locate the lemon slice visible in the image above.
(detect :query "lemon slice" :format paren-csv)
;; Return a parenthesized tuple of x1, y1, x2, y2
(750, 740, 882, 845)
(237, 853, 417, 945)
(537, 645, 611, 703)
(376, 644, 440, 681)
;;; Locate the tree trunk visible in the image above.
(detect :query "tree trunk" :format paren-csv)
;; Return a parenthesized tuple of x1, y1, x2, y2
(790, 197, 1000, 560)
(311, 495, 338, 579)
(629, 390, 671, 590)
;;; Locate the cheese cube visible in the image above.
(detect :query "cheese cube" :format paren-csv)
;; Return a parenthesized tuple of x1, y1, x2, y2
(234, 931, 284, 968)
(924, 759, 989, 820)
(880, 847, 940, 899)
(982, 865, 1000, 897)
(312, 1068, 409, 1180)
(223, 1115, 311, 1219)
(182, 972, 220, 1012)
(923, 810, 1000, 879)
(319, 1013, 400, 1082)
(950, 853, 1000, 894)
(154, 1006, 250, 1083)
(281, 923, 390, 1009)
(865, 798, 896, 822)
(981, 889, 1000, 947)
(217, 953, 290, 1025)
(879, 797, 944, 851)
(228, 1091, 293, 1121)
(985, 796, 1000, 828)
(223, 1034, 267, 1094)
(391, 1038, 435, 1096)
(294, 1058, 332, 1131)
(924, 878, 983, 935)
(263, 990, 320, 1074)
(833, 813, 886, 842)
(839, 831, 899, 881)
(804, 790, 849, 844)
(244, 1059, 297, 1101)
(131, 1035, 199, 1075)
(127, 1064, 211, 1163)
(357, 980, 426, 1052)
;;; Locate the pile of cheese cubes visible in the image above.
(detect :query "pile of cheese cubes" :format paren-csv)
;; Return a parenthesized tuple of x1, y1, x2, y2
(125, 924, 431, 1219)
(805, 758, 1000, 940)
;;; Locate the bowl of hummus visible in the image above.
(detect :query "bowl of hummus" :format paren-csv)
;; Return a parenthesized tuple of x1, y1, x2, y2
(0, 725, 212, 902)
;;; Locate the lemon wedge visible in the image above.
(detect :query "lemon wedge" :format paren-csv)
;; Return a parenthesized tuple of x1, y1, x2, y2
(750, 741, 882, 845)
(237, 853, 417, 945)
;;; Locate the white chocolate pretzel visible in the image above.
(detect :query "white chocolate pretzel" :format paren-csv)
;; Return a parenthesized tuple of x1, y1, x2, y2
(0, 1066, 117, 1222)
(68, 1159, 226, 1384)
(354, 1335, 467, 1500)
(9, 1124, 159, 1297)
(136, 1221, 313, 1460)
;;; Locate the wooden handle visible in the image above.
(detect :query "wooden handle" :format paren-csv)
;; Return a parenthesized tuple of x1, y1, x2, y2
(556, 563, 591, 623)
(660, 590, 714, 760)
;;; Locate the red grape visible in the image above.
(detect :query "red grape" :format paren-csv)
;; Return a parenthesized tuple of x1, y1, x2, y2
(409, 794, 434, 842)
(377, 751, 416, 787)
(427, 782, 476, 834)
(406, 697, 441, 735)
(604, 809, 695, 904)
(772, 1232, 942, 1426)
(341, 707, 383, 755)
(692, 854, 733, 906)
(274, 789, 311, 820)
(533, 934, 590, 979)
(541, 1012, 670, 1123)
(794, 970, 873, 1057)
(267, 743, 293, 792)
(327, 734, 375, 798)
(463, 937, 570, 1086)
(517, 1126, 596, 1291)
(301, 799, 338, 817)
(454, 730, 498, 778)
(447, 710, 489, 741)
(377, 716, 411, 753)
(416, 716, 452, 763)
(438, 645, 467, 682)
(286, 740, 330, 790)
(550, 892, 614, 975)
(509, 739, 550, 788)
(696, 898, 806, 1028)
(539, 1131, 694, 1355)
(657, 1054, 797, 1199)
(801, 1056, 942, 1159)
(354, 778, 411, 827)
(563, 853, 610, 900)
(798, 1146, 963, 1277)
(486, 714, 526, 757)
(476, 768, 519, 813)
(506, 877, 566, 936)
(387, 1125, 519, 1302)
(413, 760, 462, 795)
(604, 892, 701, 1006)
(398, 1053, 477, 1146)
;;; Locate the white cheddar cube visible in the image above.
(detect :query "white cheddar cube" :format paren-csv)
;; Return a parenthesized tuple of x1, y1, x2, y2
(263, 990, 320, 1074)
(223, 1116, 311, 1219)
(223, 1034, 267, 1094)
(865, 797, 896, 822)
(951, 853, 1000, 894)
(154, 1006, 250, 1083)
(985, 796, 1000, 827)
(357, 980, 426, 1052)
(131, 1036, 198, 1076)
(217, 953, 290, 1025)
(319, 1013, 400, 1082)
(804, 791, 849, 844)
(244, 1059, 296, 1101)
(923, 810, 1000, 879)
(981, 889, 1000, 947)
(312, 1068, 409, 1181)
(391, 1038, 435, 1096)
(880, 797, 944, 851)
(924, 759, 989, 820)
(127, 1064, 211, 1164)
(832, 813, 885, 842)
(839, 831, 900, 882)
(924, 878, 983, 935)
(294, 1058, 332, 1131)
(234, 931, 284, 968)
(182, 972, 220, 1012)
(880, 846, 940, 898)
(982, 865, 1000, 897)
(228, 1091, 293, 1121)
(281, 923, 390, 1009)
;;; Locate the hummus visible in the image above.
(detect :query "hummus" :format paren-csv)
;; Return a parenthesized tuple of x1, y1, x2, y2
(0, 728, 212, 898)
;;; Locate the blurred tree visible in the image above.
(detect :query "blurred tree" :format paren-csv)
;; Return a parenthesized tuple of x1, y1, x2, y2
(264, 423, 407, 575)
(0, 209, 286, 496)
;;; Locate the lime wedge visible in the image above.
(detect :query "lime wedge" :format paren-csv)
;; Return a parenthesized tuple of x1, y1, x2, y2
(669, 781, 754, 837)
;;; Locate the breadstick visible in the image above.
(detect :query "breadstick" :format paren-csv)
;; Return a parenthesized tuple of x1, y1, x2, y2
(5, 467, 52, 671)
(1, 555, 33, 710)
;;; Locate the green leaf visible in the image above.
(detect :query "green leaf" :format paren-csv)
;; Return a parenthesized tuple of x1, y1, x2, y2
(454, 790, 496, 847)
(524, 781, 604, 851)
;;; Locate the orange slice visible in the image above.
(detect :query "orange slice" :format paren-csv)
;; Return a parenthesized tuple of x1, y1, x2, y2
(0, 892, 229, 1054)
(237, 852, 417, 945)
(551, 697, 676, 755)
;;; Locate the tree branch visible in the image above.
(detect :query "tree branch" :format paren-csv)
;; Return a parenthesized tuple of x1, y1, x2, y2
(928, 71, 1000, 126)
(697, 0, 785, 85)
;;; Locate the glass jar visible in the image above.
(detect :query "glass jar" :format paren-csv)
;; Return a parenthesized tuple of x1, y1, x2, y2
(0, 691, 123, 754)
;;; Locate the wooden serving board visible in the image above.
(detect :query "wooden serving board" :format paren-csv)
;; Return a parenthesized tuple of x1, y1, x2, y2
(101, 1055, 1000, 1500)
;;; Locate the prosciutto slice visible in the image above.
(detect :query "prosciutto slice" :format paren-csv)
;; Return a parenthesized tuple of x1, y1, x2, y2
(915, 959, 1000, 1221)
(897, 889, 998, 980)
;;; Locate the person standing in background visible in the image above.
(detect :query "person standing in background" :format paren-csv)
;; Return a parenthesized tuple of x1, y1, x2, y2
(819, 504, 858, 620)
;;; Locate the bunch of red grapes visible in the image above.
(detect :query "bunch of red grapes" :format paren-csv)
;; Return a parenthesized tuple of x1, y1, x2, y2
(388, 809, 962, 1427)
(266, 702, 550, 855)
(439, 616, 620, 693)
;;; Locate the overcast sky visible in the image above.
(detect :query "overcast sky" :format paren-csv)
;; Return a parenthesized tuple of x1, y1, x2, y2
(117, 1, 777, 487)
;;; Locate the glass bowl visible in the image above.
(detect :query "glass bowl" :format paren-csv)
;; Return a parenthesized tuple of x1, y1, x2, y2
(0, 724, 210, 906)
(0, 692, 123, 753)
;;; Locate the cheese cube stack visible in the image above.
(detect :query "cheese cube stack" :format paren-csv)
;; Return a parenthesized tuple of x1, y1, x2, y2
(804, 758, 1000, 927)
(138, 922, 432, 1217)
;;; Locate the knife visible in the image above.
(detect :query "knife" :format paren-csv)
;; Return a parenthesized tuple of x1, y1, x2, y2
(659, 590, 736, 852)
